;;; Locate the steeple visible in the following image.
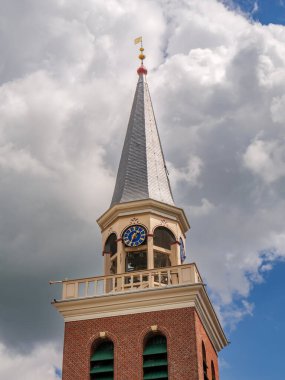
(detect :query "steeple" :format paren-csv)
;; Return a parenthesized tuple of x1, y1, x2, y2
(111, 41, 174, 207)
(52, 39, 228, 380)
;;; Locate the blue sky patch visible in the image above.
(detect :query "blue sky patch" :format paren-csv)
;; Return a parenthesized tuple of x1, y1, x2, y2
(225, 0, 285, 25)
(55, 367, 62, 379)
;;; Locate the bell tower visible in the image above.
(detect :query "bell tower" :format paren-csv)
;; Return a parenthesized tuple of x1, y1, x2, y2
(52, 39, 228, 380)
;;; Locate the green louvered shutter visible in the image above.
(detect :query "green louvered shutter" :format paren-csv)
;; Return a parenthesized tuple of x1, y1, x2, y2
(143, 335, 168, 380)
(90, 341, 114, 380)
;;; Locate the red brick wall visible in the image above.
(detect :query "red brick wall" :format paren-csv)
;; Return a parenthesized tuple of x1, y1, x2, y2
(62, 307, 219, 380)
(195, 313, 219, 380)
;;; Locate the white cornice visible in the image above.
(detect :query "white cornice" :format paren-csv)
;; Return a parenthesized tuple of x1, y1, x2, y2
(53, 283, 228, 352)
(97, 199, 190, 233)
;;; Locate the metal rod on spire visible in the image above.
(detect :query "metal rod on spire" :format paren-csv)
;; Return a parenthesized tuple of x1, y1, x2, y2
(134, 36, 146, 65)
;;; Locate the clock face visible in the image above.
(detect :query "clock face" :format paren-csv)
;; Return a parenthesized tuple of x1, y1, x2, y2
(180, 237, 186, 263)
(123, 225, 146, 247)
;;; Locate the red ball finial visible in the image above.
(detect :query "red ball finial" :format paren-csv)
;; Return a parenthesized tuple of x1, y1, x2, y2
(137, 65, 148, 76)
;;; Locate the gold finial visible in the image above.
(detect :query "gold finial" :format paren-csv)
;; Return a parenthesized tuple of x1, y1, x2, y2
(134, 37, 147, 75)
(134, 36, 146, 65)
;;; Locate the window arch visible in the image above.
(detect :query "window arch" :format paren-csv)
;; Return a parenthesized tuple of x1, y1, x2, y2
(104, 233, 117, 256)
(143, 334, 168, 380)
(153, 227, 175, 250)
(90, 339, 114, 379)
(202, 342, 208, 380)
(211, 361, 216, 380)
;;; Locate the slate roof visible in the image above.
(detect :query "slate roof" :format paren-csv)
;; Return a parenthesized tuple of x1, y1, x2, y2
(111, 73, 175, 206)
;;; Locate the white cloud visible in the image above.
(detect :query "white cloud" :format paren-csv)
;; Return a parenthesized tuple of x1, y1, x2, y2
(0, 143, 52, 177)
(190, 198, 215, 217)
(0, 341, 61, 380)
(252, 1, 259, 14)
(270, 232, 285, 255)
(167, 155, 204, 187)
(243, 139, 285, 183)
(271, 94, 285, 123)
(218, 300, 255, 331)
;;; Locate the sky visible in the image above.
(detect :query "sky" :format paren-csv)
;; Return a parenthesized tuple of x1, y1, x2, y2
(228, 0, 285, 24)
(0, 0, 284, 378)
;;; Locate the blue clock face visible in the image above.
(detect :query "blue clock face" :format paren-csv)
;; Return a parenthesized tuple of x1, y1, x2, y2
(180, 237, 186, 263)
(123, 225, 146, 247)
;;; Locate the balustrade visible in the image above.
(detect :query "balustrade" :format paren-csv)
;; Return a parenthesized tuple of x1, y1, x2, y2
(50, 263, 202, 301)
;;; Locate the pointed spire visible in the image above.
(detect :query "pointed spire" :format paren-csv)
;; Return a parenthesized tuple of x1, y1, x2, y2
(110, 41, 174, 207)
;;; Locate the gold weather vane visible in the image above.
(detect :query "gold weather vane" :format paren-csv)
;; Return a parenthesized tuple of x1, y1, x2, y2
(134, 36, 145, 65)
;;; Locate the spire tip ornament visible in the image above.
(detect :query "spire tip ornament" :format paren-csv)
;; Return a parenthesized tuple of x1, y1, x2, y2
(134, 36, 147, 76)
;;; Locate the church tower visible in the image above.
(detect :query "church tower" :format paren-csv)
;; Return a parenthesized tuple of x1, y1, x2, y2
(52, 40, 228, 380)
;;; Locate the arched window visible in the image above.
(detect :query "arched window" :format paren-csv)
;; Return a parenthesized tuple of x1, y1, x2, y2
(202, 342, 208, 380)
(126, 251, 147, 272)
(154, 251, 171, 268)
(211, 361, 216, 380)
(153, 227, 175, 250)
(143, 334, 168, 380)
(104, 233, 117, 256)
(90, 340, 114, 379)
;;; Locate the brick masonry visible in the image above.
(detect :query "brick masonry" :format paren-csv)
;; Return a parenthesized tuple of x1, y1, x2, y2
(195, 312, 219, 380)
(62, 307, 219, 380)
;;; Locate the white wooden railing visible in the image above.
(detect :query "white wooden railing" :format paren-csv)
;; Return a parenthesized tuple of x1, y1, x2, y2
(51, 263, 202, 301)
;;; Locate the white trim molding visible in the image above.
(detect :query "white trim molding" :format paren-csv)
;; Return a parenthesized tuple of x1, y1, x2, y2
(53, 283, 228, 352)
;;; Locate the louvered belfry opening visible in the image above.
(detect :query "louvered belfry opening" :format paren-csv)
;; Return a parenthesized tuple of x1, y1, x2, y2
(143, 334, 168, 380)
(153, 227, 175, 250)
(104, 233, 117, 256)
(211, 361, 216, 380)
(90, 340, 114, 380)
(153, 226, 175, 272)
